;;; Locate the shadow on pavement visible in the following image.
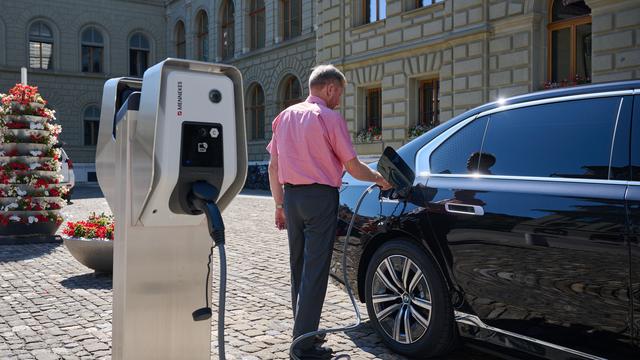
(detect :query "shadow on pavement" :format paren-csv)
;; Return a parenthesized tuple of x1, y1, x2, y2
(340, 320, 501, 360)
(70, 185, 105, 200)
(60, 272, 112, 290)
(0, 243, 59, 262)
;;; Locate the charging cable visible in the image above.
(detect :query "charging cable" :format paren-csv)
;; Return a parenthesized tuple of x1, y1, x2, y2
(189, 182, 227, 360)
(289, 183, 378, 360)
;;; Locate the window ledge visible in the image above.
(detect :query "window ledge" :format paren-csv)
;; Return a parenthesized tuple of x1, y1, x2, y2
(402, 2, 445, 20)
(351, 19, 387, 35)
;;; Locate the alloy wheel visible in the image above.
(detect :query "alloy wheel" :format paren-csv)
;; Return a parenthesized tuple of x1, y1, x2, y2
(371, 255, 432, 344)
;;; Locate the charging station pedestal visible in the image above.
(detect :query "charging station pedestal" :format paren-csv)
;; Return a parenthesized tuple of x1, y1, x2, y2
(97, 59, 247, 360)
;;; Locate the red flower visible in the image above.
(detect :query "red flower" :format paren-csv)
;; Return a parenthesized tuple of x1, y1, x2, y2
(34, 178, 49, 188)
(5, 149, 19, 157)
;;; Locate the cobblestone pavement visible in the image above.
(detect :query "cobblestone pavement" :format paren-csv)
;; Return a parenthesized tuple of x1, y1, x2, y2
(0, 186, 499, 360)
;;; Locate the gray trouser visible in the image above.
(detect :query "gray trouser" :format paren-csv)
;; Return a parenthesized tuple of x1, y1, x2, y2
(284, 184, 339, 350)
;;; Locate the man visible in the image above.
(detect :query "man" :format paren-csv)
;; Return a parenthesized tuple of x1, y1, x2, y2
(267, 64, 391, 359)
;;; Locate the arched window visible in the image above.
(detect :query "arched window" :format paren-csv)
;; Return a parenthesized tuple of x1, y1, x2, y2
(81, 26, 104, 73)
(84, 105, 101, 146)
(247, 84, 265, 140)
(547, 0, 591, 85)
(220, 0, 235, 60)
(281, 75, 302, 109)
(196, 11, 209, 61)
(129, 33, 150, 77)
(175, 21, 186, 58)
(281, 0, 301, 40)
(249, 0, 266, 50)
(29, 21, 53, 70)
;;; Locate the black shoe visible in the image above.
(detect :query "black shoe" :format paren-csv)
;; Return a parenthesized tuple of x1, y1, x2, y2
(291, 345, 333, 360)
(314, 333, 327, 344)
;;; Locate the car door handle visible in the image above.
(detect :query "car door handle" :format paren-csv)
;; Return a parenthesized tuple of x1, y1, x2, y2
(445, 202, 485, 216)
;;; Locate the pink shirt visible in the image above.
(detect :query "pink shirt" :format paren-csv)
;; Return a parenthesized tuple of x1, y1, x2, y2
(266, 95, 357, 188)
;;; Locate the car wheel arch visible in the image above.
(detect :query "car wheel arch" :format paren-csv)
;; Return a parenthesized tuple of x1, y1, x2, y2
(357, 230, 451, 303)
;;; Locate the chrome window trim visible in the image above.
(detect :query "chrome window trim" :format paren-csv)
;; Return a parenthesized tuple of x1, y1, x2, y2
(475, 90, 633, 119)
(424, 173, 629, 186)
(608, 98, 625, 179)
(417, 90, 633, 183)
(454, 311, 606, 360)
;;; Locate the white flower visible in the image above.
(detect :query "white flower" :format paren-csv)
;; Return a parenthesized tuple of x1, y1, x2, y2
(29, 123, 45, 130)
(29, 163, 40, 170)
(0, 151, 5, 156)
(28, 216, 38, 224)
(9, 215, 21, 222)
(44, 190, 49, 196)
(30, 150, 43, 157)
(16, 188, 27, 196)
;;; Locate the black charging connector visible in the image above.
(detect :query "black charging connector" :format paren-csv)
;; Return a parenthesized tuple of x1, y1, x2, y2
(189, 181, 225, 245)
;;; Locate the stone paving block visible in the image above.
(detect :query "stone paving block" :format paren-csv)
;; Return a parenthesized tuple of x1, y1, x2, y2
(0, 187, 498, 360)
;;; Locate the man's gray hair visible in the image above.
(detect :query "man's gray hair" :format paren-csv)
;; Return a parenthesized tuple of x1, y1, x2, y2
(309, 64, 346, 89)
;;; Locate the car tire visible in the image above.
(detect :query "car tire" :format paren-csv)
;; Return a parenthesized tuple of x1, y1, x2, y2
(365, 239, 457, 358)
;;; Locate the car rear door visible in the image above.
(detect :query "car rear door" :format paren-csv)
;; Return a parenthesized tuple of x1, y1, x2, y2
(421, 93, 635, 358)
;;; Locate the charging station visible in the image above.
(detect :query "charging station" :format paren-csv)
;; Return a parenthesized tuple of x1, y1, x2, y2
(96, 59, 247, 360)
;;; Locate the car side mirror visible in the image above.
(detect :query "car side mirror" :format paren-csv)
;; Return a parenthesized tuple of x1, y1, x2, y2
(377, 146, 415, 199)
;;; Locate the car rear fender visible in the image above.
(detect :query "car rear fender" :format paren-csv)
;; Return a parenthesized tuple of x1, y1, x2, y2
(357, 229, 453, 303)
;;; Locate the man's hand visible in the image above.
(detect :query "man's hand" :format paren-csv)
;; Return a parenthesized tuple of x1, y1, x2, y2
(344, 158, 394, 191)
(375, 173, 393, 191)
(275, 208, 287, 230)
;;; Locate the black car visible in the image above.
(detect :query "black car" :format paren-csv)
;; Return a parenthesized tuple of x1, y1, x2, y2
(332, 81, 640, 359)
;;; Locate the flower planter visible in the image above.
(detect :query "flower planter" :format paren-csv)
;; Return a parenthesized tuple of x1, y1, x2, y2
(0, 220, 60, 237)
(63, 237, 113, 273)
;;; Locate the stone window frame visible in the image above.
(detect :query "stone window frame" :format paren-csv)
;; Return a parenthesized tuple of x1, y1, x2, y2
(83, 104, 101, 146)
(220, 0, 236, 60)
(128, 31, 152, 77)
(195, 10, 209, 62)
(546, 0, 592, 84)
(80, 25, 107, 74)
(280, 0, 302, 41)
(246, 82, 266, 141)
(279, 74, 303, 110)
(28, 20, 55, 71)
(248, 0, 266, 50)
(174, 20, 186, 59)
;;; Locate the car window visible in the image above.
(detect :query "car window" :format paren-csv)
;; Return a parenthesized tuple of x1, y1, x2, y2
(429, 116, 488, 175)
(481, 96, 624, 180)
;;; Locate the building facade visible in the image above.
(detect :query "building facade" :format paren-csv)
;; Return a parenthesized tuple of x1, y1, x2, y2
(1, 0, 639, 182)
(0, 0, 167, 181)
(316, 0, 640, 156)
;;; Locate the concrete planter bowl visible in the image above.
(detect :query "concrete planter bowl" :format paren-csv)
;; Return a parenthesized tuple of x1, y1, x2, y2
(63, 237, 113, 273)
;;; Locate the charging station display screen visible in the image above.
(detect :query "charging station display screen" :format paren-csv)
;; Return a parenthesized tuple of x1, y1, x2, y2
(181, 122, 223, 168)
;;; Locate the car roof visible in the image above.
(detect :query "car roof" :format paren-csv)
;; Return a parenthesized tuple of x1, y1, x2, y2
(397, 80, 640, 166)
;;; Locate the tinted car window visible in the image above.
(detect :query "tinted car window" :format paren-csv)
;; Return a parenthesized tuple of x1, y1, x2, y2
(481, 97, 623, 179)
(430, 116, 488, 174)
